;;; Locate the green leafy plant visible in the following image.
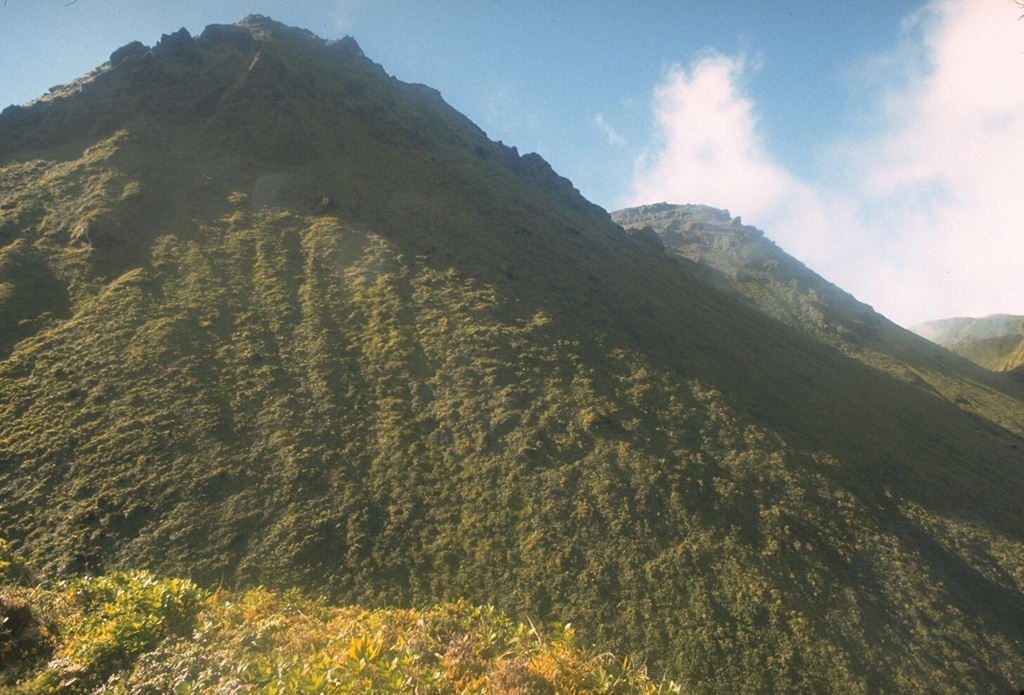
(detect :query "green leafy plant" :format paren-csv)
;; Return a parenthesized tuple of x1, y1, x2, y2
(21, 571, 204, 694)
(1, 570, 685, 695)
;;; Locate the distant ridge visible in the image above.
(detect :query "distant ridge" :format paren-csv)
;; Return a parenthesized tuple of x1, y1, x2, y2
(2, 17, 1024, 694)
(613, 203, 1024, 435)
(912, 314, 1024, 372)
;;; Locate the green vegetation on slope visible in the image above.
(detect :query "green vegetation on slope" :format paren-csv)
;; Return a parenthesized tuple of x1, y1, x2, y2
(2, 17, 1024, 695)
(0, 545, 679, 695)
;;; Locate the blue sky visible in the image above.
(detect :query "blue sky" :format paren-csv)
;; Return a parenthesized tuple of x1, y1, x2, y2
(2, 1, 1022, 326)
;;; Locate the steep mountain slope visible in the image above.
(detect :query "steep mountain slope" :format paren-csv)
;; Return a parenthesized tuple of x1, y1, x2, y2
(2, 18, 1024, 694)
(613, 203, 1024, 438)
(913, 314, 1024, 372)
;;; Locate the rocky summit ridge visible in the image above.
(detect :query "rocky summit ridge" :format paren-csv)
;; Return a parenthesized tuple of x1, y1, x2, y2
(2, 17, 1024, 694)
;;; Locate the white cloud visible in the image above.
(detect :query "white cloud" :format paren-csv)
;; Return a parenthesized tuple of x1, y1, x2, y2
(849, 0, 1024, 323)
(629, 0, 1024, 327)
(629, 52, 853, 297)
(595, 112, 625, 146)
(631, 52, 798, 216)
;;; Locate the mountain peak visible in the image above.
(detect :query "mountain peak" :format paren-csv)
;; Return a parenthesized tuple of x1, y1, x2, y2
(1, 16, 389, 161)
(107, 15, 366, 65)
(229, 14, 367, 59)
(1, 15, 602, 223)
(616, 201, 742, 226)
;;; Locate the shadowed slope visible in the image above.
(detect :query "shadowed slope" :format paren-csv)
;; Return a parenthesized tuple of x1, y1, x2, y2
(2, 18, 1024, 694)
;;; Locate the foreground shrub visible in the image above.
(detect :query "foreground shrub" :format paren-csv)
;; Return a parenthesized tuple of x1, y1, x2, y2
(1, 569, 682, 694)
(16, 571, 204, 694)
